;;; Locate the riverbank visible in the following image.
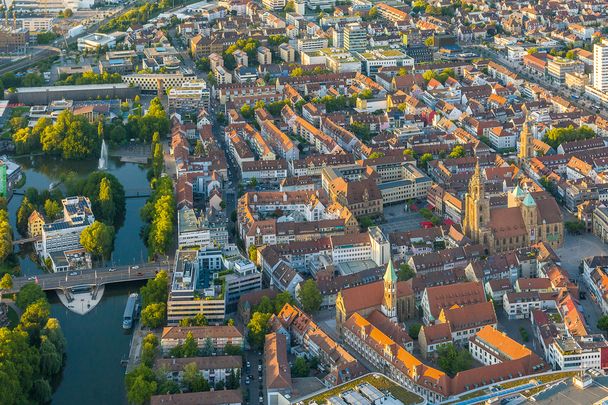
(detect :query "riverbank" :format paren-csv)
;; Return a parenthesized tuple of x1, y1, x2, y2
(6, 154, 150, 405)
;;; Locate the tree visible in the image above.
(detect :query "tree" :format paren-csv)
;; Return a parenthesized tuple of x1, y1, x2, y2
(39, 336, 62, 378)
(95, 182, 115, 227)
(565, 49, 576, 60)
(127, 373, 157, 405)
(408, 323, 422, 340)
(565, 220, 585, 235)
(224, 343, 242, 356)
(449, 145, 465, 158)
(248, 177, 258, 188)
(194, 140, 204, 156)
(297, 279, 322, 314)
(31, 379, 52, 403)
(398, 263, 415, 281)
(274, 291, 294, 313)
(359, 216, 375, 230)
(424, 36, 434, 47)
(140, 302, 166, 328)
(183, 362, 210, 392)
(291, 356, 310, 377)
(201, 337, 214, 356)
(0, 209, 11, 262)
(140, 270, 169, 308)
(367, 6, 378, 18)
(0, 273, 12, 301)
(248, 245, 258, 263)
(598, 315, 608, 332)
(141, 333, 159, 367)
(80, 221, 115, 259)
(43, 199, 61, 221)
(16, 282, 45, 310)
(247, 312, 272, 349)
(18, 299, 50, 345)
(419, 153, 433, 168)
(179, 313, 208, 327)
(527, 47, 538, 55)
(437, 343, 473, 377)
(182, 331, 199, 357)
(368, 151, 385, 159)
(16, 197, 36, 237)
(543, 125, 595, 148)
(63, 8, 73, 17)
(284, 0, 295, 12)
(256, 296, 274, 314)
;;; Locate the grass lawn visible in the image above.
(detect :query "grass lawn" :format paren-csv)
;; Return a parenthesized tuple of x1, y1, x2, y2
(304, 374, 424, 405)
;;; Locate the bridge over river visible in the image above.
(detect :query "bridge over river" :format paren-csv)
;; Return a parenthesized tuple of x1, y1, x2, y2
(5, 263, 162, 294)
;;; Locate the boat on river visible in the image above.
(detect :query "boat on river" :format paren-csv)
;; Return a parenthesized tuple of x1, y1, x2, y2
(123, 293, 139, 329)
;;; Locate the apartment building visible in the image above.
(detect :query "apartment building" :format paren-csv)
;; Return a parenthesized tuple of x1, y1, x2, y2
(160, 326, 244, 352)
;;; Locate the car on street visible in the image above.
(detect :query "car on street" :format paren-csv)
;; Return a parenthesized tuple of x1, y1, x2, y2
(27, 276, 36, 280)
(69, 272, 78, 276)
(131, 265, 140, 270)
(108, 267, 116, 272)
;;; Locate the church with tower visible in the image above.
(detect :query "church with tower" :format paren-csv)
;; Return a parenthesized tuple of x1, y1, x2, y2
(335, 260, 416, 334)
(462, 160, 564, 254)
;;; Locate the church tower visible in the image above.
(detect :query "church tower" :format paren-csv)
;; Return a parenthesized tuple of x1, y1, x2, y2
(381, 260, 397, 322)
(518, 115, 535, 162)
(521, 192, 538, 244)
(463, 160, 490, 243)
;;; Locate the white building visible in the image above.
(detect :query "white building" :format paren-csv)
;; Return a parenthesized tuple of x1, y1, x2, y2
(593, 39, 608, 93)
(77, 33, 116, 51)
(549, 335, 608, 371)
(40, 196, 95, 268)
(356, 49, 414, 76)
(343, 23, 367, 52)
(168, 80, 210, 111)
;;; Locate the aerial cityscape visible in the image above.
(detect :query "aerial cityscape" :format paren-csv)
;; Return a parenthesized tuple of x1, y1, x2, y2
(1, 0, 608, 404)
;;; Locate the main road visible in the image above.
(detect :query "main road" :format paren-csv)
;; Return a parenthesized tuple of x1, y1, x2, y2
(5, 262, 166, 294)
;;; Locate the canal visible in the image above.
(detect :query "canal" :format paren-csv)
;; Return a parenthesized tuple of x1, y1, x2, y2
(7, 155, 148, 405)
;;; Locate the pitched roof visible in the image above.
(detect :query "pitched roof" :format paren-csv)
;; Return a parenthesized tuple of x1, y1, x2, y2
(264, 332, 292, 391)
(424, 281, 486, 320)
(340, 279, 413, 315)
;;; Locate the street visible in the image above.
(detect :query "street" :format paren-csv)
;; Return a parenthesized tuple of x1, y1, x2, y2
(7, 262, 163, 293)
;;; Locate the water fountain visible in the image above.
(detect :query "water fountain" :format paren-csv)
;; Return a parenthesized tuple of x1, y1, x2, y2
(98, 139, 108, 170)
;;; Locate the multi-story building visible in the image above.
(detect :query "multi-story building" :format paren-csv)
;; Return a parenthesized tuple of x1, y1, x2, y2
(155, 356, 242, 386)
(548, 335, 608, 370)
(167, 80, 211, 112)
(356, 49, 414, 76)
(18, 17, 54, 33)
(469, 325, 543, 367)
(257, 46, 272, 65)
(593, 39, 608, 93)
(160, 325, 244, 352)
(547, 57, 584, 83)
(167, 249, 226, 324)
(296, 37, 329, 52)
(122, 73, 197, 92)
(262, 0, 285, 10)
(0, 26, 29, 54)
(279, 43, 295, 63)
(40, 196, 95, 267)
(343, 23, 367, 52)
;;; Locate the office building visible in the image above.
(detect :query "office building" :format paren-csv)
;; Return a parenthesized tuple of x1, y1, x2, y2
(344, 23, 367, 52)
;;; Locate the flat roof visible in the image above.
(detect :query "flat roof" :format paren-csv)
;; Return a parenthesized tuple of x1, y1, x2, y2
(16, 83, 134, 93)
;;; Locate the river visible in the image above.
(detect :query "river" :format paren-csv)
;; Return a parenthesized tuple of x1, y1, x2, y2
(7, 155, 148, 405)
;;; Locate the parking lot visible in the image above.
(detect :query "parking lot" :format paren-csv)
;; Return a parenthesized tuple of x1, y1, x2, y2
(380, 203, 425, 234)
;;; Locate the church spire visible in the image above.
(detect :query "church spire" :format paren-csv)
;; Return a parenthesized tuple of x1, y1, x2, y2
(381, 260, 397, 322)
(518, 114, 534, 161)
